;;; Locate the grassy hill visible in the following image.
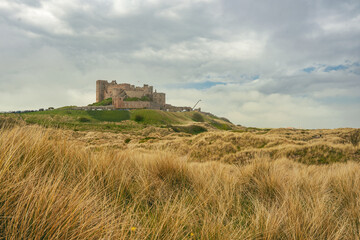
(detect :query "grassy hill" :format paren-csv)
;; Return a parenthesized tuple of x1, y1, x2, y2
(1, 109, 359, 239)
(2, 107, 234, 133)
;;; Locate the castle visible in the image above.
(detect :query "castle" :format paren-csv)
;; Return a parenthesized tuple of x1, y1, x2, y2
(96, 80, 192, 111)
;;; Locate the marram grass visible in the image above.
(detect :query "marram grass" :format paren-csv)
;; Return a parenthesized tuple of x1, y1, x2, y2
(0, 125, 360, 239)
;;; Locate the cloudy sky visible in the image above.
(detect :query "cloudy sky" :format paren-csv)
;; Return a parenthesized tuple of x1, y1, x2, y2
(0, 0, 359, 128)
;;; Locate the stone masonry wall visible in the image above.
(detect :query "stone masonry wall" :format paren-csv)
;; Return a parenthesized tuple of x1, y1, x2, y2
(113, 97, 151, 109)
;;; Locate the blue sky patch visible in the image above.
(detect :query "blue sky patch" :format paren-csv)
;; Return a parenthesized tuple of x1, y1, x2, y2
(251, 75, 260, 80)
(324, 65, 348, 72)
(303, 67, 316, 73)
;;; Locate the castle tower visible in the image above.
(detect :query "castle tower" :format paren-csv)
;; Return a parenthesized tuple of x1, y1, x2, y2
(153, 92, 166, 106)
(96, 80, 108, 102)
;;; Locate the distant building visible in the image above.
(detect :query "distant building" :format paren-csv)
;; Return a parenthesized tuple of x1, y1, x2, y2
(96, 80, 192, 111)
(96, 80, 165, 110)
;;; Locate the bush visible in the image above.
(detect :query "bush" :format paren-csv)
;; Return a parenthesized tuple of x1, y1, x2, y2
(125, 96, 151, 101)
(139, 137, 156, 143)
(192, 112, 204, 122)
(187, 125, 208, 134)
(170, 125, 207, 135)
(124, 138, 131, 144)
(125, 97, 140, 101)
(134, 115, 144, 122)
(349, 130, 360, 147)
(78, 117, 91, 122)
(88, 98, 112, 106)
(140, 96, 150, 101)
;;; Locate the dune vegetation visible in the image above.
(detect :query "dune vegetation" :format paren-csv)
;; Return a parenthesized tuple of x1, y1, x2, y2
(0, 114, 359, 239)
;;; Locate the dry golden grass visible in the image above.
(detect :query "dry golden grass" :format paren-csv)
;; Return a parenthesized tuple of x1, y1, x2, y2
(1, 124, 360, 239)
(63, 126, 360, 165)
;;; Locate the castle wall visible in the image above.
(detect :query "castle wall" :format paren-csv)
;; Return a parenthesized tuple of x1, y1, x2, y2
(73, 105, 115, 110)
(153, 92, 165, 106)
(149, 102, 162, 110)
(125, 90, 146, 98)
(106, 85, 128, 99)
(103, 89, 111, 100)
(124, 101, 150, 109)
(113, 97, 151, 109)
(141, 84, 153, 95)
(117, 83, 131, 90)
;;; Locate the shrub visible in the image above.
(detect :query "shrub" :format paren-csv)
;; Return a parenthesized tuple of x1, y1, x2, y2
(88, 98, 112, 106)
(124, 138, 131, 144)
(192, 112, 204, 122)
(134, 115, 144, 122)
(187, 125, 207, 134)
(78, 117, 91, 122)
(125, 96, 151, 101)
(139, 137, 156, 143)
(349, 130, 360, 147)
(140, 96, 150, 101)
(170, 125, 207, 135)
(125, 97, 140, 101)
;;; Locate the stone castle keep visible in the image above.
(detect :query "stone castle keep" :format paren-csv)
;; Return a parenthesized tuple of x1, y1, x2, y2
(96, 80, 191, 111)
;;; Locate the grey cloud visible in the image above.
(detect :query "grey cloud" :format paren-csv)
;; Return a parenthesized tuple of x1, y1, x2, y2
(12, 0, 42, 7)
(0, 0, 359, 127)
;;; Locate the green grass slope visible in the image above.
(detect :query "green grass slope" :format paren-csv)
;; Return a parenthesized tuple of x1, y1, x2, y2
(1, 108, 234, 132)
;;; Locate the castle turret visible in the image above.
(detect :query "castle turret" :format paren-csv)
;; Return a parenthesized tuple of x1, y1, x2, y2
(96, 80, 108, 102)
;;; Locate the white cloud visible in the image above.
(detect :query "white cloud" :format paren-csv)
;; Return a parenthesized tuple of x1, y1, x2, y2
(111, 0, 216, 16)
(112, 0, 144, 16)
(317, 14, 360, 33)
(155, 0, 219, 20)
(165, 85, 337, 128)
(67, 89, 94, 106)
(0, 0, 75, 35)
(133, 36, 265, 61)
